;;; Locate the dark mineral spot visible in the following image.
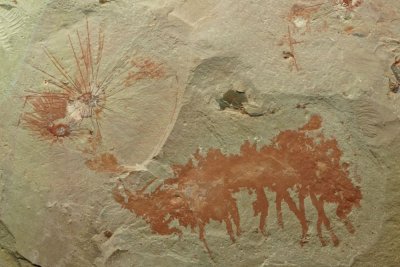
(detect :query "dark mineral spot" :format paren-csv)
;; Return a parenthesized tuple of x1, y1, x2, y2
(283, 51, 295, 59)
(217, 89, 265, 117)
(217, 89, 248, 110)
(104, 230, 113, 238)
(389, 58, 400, 93)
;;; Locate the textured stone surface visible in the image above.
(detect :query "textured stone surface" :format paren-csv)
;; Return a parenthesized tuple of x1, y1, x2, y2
(0, 0, 400, 266)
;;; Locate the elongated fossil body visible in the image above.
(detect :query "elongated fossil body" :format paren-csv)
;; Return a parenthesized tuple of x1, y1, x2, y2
(113, 115, 362, 255)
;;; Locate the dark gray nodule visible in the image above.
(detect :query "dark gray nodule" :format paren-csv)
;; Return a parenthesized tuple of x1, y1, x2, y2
(217, 89, 248, 110)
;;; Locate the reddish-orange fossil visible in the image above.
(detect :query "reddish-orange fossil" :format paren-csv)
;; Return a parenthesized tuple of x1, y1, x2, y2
(338, 0, 363, 10)
(21, 19, 169, 146)
(20, 92, 73, 142)
(19, 19, 139, 144)
(125, 57, 165, 87)
(20, 19, 111, 142)
(113, 115, 362, 256)
(85, 152, 125, 173)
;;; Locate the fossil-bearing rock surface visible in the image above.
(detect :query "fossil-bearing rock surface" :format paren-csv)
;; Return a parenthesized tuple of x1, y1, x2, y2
(0, 0, 400, 266)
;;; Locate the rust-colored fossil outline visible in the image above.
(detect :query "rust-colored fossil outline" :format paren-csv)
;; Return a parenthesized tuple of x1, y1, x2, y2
(282, 0, 364, 70)
(338, 0, 363, 10)
(20, 19, 114, 143)
(19, 18, 166, 146)
(20, 91, 75, 142)
(113, 115, 362, 257)
(125, 57, 165, 87)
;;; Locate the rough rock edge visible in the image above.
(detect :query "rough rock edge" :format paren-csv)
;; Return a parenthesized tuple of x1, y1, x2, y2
(0, 221, 41, 267)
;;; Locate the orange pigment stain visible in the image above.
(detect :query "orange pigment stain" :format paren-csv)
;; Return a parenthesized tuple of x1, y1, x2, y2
(113, 115, 362, 256)
(125, 58, 165, 86)
(21, 92, 70, 142)
(299, 114, 322, 130)
(287, 1, 363, 34)
(85, 153, 125, 173)
(344, 26, 355, 34)
(287, 3, 322, 33)
(339, 0, 363, 10)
